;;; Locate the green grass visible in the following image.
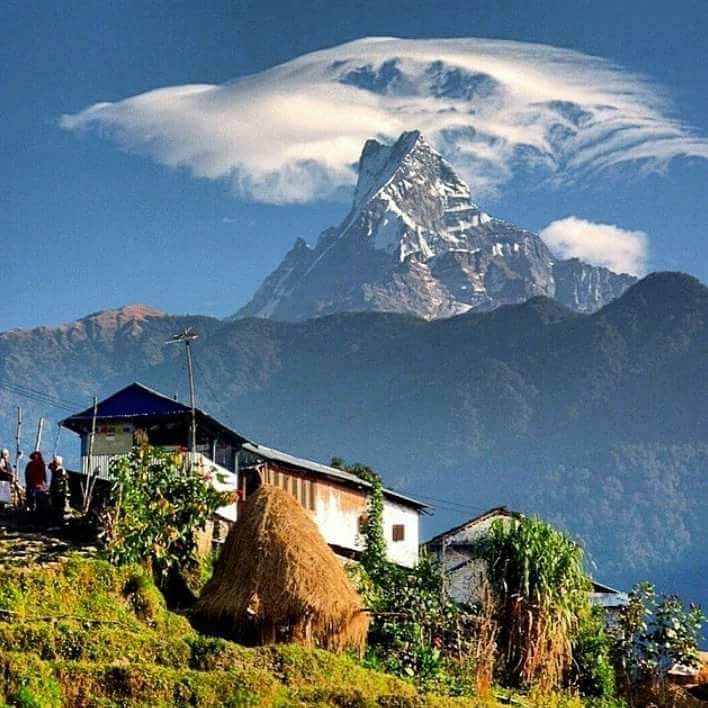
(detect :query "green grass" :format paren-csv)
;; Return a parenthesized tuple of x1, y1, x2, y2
(0, 557, 600, 707)
(0, 557, 478, 707)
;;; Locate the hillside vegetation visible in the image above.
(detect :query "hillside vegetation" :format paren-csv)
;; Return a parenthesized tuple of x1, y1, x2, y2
(0, 555, 484, 707)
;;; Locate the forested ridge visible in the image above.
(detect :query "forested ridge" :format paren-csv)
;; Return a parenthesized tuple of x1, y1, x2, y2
(1, 272, 706, 606)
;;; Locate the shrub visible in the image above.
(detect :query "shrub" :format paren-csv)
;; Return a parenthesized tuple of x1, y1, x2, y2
(571, 607, 616, 700)
(105, 445, 230, 577)
(336, 460, 474, 694)
(611, 582, 705, 695)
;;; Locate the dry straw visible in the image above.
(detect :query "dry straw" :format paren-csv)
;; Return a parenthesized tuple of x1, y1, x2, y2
(196, 485, 369, 654)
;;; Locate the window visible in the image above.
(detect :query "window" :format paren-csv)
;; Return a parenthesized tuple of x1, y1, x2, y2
(392, 524, 405, 542)
(358, 514, 368, 534)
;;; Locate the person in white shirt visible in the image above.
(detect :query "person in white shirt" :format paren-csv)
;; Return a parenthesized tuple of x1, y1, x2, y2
(0, 449, 14, 506)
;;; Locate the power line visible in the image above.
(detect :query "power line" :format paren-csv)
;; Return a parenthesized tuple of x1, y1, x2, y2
(0, 378, 84, 409)
(0, 379, 83, 413)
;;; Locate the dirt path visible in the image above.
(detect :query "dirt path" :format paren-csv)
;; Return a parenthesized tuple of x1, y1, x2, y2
(0, 512, 97, 567)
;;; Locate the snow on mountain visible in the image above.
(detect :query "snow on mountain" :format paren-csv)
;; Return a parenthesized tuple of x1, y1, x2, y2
(235, 131, 636, 321)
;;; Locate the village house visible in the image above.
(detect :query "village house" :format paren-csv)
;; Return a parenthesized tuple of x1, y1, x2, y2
(61, 382, 426, 567)
(426, 506, 628, 616)
(61, 383, 244, 523)
(239, 442, 424, 568)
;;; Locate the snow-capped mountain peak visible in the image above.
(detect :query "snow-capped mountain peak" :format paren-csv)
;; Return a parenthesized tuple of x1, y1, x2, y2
(347, 130, 491, 263)
(234, 132, 636, 321)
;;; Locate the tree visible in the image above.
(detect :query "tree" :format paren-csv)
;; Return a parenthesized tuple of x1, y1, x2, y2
(612, 582, 705, 700)
(333, 457, 473, 693)
(105, 445, 231, 579)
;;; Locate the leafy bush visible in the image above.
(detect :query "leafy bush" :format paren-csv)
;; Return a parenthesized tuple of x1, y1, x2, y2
(571, 607, 616, 700)
(105, 445, 230, 577)
(611, 582, 705, 694)
(335, 459, 474, 694)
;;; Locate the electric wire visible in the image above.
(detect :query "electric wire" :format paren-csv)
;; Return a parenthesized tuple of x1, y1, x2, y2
(0, 379, 83, 413)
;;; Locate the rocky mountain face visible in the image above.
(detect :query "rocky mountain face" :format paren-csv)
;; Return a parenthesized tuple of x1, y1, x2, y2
(236, 131, 636, 321)
(1, 274, 707, 609)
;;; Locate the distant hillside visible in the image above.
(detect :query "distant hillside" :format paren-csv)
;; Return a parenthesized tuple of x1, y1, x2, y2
(1, 273, 706, 607)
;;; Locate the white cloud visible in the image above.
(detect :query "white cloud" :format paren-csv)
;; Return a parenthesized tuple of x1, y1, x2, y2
(60, 36, 708, 204)
(540, 217, 648, 275)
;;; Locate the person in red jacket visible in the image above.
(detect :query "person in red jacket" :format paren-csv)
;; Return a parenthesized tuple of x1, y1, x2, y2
(25, 451, 46, 512)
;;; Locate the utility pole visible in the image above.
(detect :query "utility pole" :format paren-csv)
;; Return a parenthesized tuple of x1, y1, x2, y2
(165, 328, 199, 453)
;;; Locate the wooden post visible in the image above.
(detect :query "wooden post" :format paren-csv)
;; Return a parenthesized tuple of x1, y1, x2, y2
(441, 536, 448, 600)
(185, 339, 197, 453)
(34, 416, 44, 453)
(164, 329, 199, 455)
(82, 396, 99, 513)
(13, 407, 23, 507)
(14, 407, 22, 475)
(52, 424, 62, 457)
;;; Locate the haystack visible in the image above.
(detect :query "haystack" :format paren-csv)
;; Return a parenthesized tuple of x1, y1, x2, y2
(196, 485, 369, 654)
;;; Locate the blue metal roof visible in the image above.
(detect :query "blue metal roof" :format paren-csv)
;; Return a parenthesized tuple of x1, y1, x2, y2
(64, 383, 190, 421)
(61, 382, 249, 445)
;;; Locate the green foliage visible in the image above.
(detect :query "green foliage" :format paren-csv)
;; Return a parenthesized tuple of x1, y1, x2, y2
(331, 457, 387, 586)
(571, 608, 616, 700)
(361, 554, 474, 695)
(486, 517, 590, 612)
(0, 653, 61, 708)
(360, 477, 388, 582)
(0, 556, 490, 706)
(330, 457, 381, 486)
(484, 516, 591, 690)
(334, 458, 474, 693)
(106, 445, 230, 576)
(611, 582, 706, 692)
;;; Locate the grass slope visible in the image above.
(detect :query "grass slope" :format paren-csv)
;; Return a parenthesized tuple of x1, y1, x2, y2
(0, 556, 486, 707)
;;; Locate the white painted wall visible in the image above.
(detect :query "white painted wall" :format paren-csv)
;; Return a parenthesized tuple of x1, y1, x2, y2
(383, 498, 420, 568)
(313, 483, 366, 554)
(432, 513, 515, 603)
(311, 483, 420, 568)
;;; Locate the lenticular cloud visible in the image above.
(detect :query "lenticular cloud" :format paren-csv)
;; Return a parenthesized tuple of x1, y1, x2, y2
(61, 37, 708, 204)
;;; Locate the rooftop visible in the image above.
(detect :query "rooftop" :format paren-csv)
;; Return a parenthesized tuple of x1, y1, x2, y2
(60, 382, 249, 446)
(242, 442, 428, 511)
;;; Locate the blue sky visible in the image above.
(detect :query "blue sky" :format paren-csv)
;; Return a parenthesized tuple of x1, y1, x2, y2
(2, 0, 707, 331)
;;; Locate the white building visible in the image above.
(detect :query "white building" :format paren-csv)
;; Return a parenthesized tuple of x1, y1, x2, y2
(239, 443, 426, 568)
(427, 506, 628, 616)
(62, 382, 426, 568)
(426, 506, 521, 604)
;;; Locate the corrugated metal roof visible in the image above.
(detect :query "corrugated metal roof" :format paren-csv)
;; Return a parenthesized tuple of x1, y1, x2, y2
(241, 442, 427, 510)
(64, 382, 190, 420)
(243, 442, 366, 486)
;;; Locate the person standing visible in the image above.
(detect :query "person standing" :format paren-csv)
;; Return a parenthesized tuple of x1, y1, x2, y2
(24, 451, 46, 512)
(48, 455, 70, 523)
(0, 449, 12, 507)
